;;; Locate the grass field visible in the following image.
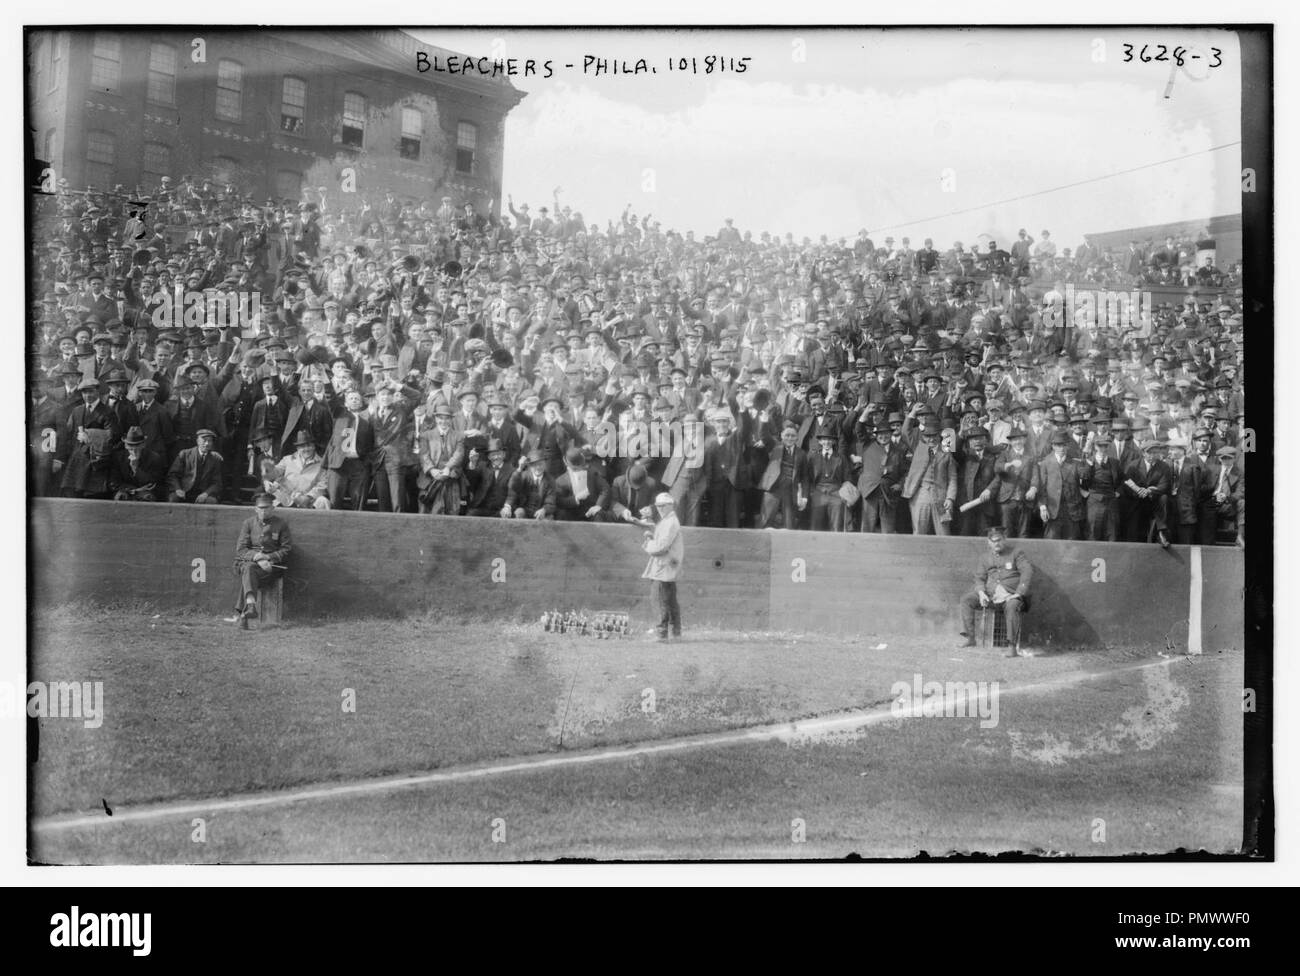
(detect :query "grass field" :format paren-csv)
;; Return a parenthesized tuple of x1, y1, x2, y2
(28, 605, 1244, 862)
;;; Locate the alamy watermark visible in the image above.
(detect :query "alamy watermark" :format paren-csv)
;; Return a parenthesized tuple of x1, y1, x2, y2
(891, 673, 999, 729)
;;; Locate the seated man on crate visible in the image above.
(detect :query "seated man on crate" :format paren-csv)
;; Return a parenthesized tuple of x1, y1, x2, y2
(957, 526, 1034, 658)
(230, 491, 293, 629)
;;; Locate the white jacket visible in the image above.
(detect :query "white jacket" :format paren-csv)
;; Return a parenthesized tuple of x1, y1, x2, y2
(641, 513, 684, 582)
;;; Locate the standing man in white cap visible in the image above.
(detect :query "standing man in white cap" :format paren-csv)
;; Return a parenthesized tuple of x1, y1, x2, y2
(641, 492, 684, 642)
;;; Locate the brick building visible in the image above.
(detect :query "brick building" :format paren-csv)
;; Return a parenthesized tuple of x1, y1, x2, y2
(26, 28, 525, 213)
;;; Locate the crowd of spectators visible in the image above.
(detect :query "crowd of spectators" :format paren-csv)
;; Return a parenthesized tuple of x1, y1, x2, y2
(28, 174, 1246, 546)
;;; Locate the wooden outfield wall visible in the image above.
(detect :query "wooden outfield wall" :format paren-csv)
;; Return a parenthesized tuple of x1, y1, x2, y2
(29, 500, 1243, 651)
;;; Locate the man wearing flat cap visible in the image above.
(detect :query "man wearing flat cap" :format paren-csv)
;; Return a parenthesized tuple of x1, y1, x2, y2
(167, 428, 224, 504)
(641, 492, 684, 642)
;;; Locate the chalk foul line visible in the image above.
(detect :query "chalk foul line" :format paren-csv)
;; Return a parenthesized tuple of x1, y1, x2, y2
(33, 658, 1182, 833)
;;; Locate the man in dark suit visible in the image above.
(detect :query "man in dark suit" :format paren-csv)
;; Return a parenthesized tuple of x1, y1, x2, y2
(607, 462, 661, 525)
(230, 492, 292, 629)
(1165, 436, 1204, 545)
(1189, 427, 1221, 544)
(857, 423, 906, 533)
(901, 418, 956, 535)
(483, 389, 526, 470)
(954, 427, 999, 536)
(324, 389, 373, 510)
(167, 428, 224, 503)
(1036, 431, 1086, 539)
(1123, 439, 1172, 546)
(1109, 417, 1143, 537)
(505, 449, 556, 519)
(109, 426, 166, 501)
(468, 437, 515, 516)
(132, 378, 173, 459)
(702, 408, 753, 529)
(369, 382, 412, 512)
(994, 428, 1037, 537)
(554, 446, 611, 522)
(759, 421, 811, 529)
(516, 395, 576, 480)
(165, 375, 222, 465)
(282, 380, 335, 458)
(1083, 435, 1125, 542)
(660, 419, 709, 527)
(808, 426, 849, 531)
(58, 376, 122, 497)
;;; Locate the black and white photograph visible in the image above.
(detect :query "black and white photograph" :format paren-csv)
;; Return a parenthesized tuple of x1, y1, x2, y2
(18, 16, 1272, 874)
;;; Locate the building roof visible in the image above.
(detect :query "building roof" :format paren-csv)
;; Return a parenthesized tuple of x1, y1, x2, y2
(265, 29, 525, 109)
(1084, 213, 1242, 247)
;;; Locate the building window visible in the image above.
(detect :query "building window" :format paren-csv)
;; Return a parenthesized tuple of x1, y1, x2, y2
(147, 43, 176, 106)
(400, 107, 423, 160)
(456, 121, 477, 174)
(90, 33, 121, 92)
(85, 131, 115, 189)
(212, 156, 239, 185)
(341, 92, 366, 148)
(215, 59, 243, 122)
(280, 76, 306, 134)
(276, 170, 303, 201)
(142, 142, 171, 184)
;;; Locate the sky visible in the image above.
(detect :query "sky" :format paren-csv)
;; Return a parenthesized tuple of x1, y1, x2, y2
(409, 27, 1242, 249)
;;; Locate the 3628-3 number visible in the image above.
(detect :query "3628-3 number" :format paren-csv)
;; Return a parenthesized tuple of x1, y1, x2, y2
(1122, 43, 1222, 68)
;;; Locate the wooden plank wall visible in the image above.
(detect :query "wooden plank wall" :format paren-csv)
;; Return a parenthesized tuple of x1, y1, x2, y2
(30, 501, 1242, 649)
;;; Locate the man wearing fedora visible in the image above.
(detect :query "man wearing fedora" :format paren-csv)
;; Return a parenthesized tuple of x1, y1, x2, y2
(994, 428, 1037, 537)
(263, 430, 330, 509)
(901, 417, 956, 535)
(641, 492, 685, 642)
(416, 403, 466, 515)
(469, 437, 515, 517)
(231, 492, 292, 629)
(858, 420, 907, 534)
(505, 448, 556, 519)
(110, 426, 166, 501)
(1037, 431, 1087, 540)
(554, 445, 611, 522)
